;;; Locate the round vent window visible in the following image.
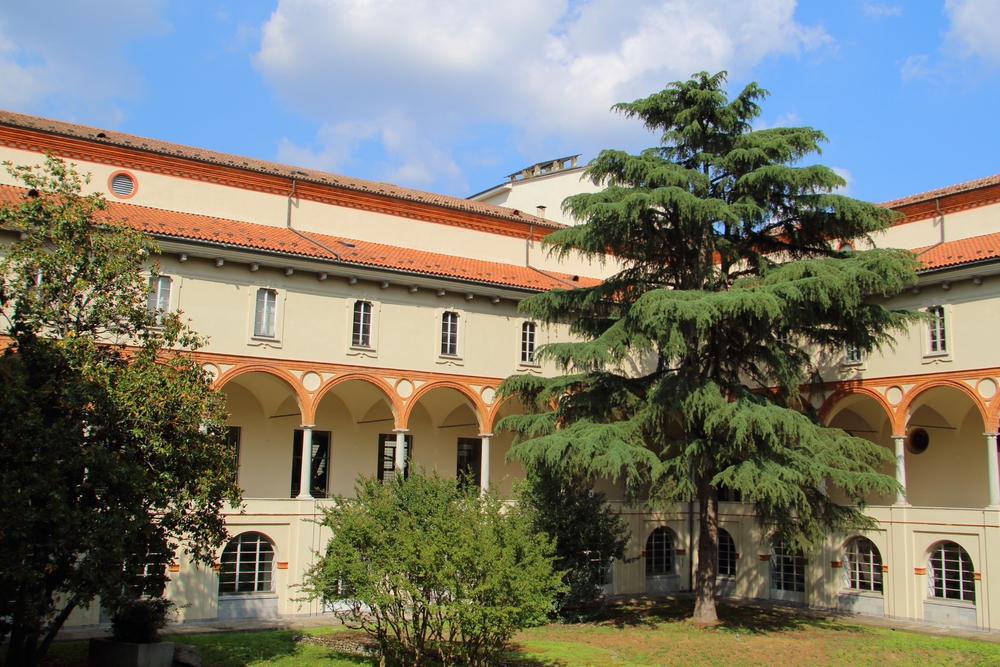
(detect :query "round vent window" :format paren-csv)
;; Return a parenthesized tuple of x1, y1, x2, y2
(108, 171, 136, 198)
(908, 428, 930, 454)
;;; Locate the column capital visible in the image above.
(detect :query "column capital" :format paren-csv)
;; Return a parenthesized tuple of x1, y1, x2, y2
(478, 433, 494, 438)
(393, 428, 409, 434)
(299, 423, 315, 429)
(984, 432, 999, 438)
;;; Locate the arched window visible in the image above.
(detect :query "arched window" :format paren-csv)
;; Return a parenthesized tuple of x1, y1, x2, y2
(843, 537, 882, 593)
(521, 321, 537, 363)
(645, 527, 675, 576)
(770, 540, 805, 595)
(441, 311, 459, 356)
(352, 300, 373, 347)
(718, 529, 737, 577)
(219, 532, 275, 595)
(928, 541, 975, 603)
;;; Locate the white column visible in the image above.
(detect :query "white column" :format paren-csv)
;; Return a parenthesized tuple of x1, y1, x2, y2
(479, 434, 492, 492)
(986, 433, 1000, 508)
(297, 425, 314, 499)
(394, 430, 408, 477)
(893, 435, 908, 506)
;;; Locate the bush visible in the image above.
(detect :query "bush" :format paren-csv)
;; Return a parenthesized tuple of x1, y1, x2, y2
(518, 465, 632, 615)
(109, 597, 176, 644)
(303, 469, 563, 667)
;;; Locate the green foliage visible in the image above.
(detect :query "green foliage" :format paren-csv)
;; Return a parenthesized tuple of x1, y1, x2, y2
(109, 597, 177, 644)
(496, 72, 922, 623)
(302, 469, 563, 667)
(518, 466, 631, 614)
(0, 155, 241, 667)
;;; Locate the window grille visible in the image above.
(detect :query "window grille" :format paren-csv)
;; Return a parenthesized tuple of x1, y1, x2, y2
(927, 306, 946, 353)
(147, 276, 171, 324)
(218, 532, 274, 594)
(352, 300, 373, 347)
(456, 438, 482, 487)
(645, 527, 675, 575)
(773, 331, 788, 346)
(290, 430, 331, 498)
(718, 529, 737, 576)
(843, 537, 882, 592)
(928, 541, 975, 603)
(717, 486, 742, 503)
(521, 321, 537, 363)
(441, 311, 459, 356)
(770, 541, 805, 593)
(377, 434, 412, 483)
(254, 288, 277, 338)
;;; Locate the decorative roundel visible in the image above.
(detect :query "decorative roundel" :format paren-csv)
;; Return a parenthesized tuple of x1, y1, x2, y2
(108, 171, 137, 199)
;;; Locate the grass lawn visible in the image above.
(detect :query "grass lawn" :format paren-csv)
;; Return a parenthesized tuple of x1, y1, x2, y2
(7, 600, 1000, 667)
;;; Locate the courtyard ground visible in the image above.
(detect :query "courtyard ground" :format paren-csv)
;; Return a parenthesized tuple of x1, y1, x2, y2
(7, 599, 1000, 667)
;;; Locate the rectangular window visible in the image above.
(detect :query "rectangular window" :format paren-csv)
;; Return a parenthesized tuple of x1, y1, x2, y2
(352, 300, 373, 347)
(456, 438, 482, 487)
(377, 434, 413, 483)
(844, 344, 862, 365)
(521, 321, 537, 363)
(928, 306, 946, 353)
(227, 426, 242, 478)
(254, 288, 277, 338)
(290, 430, 331, 498)
(147, 276, 172, 324)
(441, 311, 459, 356)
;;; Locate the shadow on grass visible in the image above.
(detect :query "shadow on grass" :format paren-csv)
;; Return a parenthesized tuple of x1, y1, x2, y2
(583, 597, 867, 636)
(184, 629, 303, 667)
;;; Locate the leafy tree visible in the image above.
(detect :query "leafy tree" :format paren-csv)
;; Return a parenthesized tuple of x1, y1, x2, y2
(518, 465, 631, 614)
(0, 156, 241, 667)
(498, 72, 921, 625)
(303, 469, 563, 667)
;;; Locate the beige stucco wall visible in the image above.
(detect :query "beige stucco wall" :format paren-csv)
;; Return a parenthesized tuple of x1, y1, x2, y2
(471, 167, 603, 227)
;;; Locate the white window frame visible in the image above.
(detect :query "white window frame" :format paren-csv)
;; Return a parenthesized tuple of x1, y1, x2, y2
(843, 536, 883, 593)
(255, 288, 278, 338)
(353, 300, 373, 348)
(520, 320, 539, 366)
(645, 527, 676, 576)
(434, 306, 466, 364)
(843, 343, 863, 367)
(147, 275, 173, 326)
(247, 284, 286, 348)
(718, 528, 737, 577)
(926, 305, 947, 355)
(927, 541, 975, 603)
(218, 532, 275, 595)
(344, 294, 381, 358)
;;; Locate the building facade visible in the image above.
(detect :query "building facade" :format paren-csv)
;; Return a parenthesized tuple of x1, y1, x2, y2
(1, 110, 1000, 629)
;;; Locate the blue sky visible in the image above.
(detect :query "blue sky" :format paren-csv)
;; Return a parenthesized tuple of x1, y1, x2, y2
(0, 1, 998, 203)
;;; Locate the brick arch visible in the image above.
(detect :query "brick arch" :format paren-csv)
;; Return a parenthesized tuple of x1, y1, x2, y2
(309, 373, 403, 427)
(897, 378, 989, 434)
(819, 386, 897, 434)
(214, 363, 309, 422)
(987, 386, 1000, 434)
(402, 380, 489, 432)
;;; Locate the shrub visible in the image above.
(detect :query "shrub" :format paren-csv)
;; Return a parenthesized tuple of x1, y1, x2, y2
(303, 469, 563, 667)
(109, 597, 176, 644)
(519, 465, 632, 615)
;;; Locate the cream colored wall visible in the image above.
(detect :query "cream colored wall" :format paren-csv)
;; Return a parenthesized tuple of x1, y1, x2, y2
(0, 144, 612, 280)
(472, 168, 602, 227)
(163, 254, 570, 381)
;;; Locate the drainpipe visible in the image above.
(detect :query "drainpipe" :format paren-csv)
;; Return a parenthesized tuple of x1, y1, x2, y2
(286, 174, 342, 261)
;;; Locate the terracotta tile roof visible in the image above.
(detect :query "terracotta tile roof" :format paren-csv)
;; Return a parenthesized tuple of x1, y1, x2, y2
(0, 109, 563, 232)
(881, 172, 1000, 209)
(912, 231, 1000, 271)
(0, 184, 597, 293)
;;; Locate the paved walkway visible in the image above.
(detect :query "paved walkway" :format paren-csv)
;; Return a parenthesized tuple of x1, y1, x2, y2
(54, 597, 1000, 645)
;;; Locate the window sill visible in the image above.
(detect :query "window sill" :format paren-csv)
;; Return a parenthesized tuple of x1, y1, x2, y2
(251, 335, 280, 342)
(438, 354, 463, 362)
(924, 597, 975, 608)
(218, 592, 278, 599)
(350, 345, 375, 352)
(518, 361, 541, 369)
(921, 352, 952, 365)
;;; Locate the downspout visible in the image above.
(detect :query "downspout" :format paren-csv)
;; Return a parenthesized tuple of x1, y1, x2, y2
(286, 174, 342, 261)
(524, 222, 580, 289)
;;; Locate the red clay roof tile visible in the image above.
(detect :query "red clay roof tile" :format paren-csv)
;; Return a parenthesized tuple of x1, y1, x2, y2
(0, 184, 597, 293)
(912, 231, 1000, 271)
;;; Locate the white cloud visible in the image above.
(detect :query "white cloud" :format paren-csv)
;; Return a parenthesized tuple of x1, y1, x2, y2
(861, 2, 902, 19)
(0, 1, 167, 124)
(257, 0, 831, 189)
(831, 167, 854, 195)
(944, 0, 1000, 64)
(900, 54, 933, 81)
